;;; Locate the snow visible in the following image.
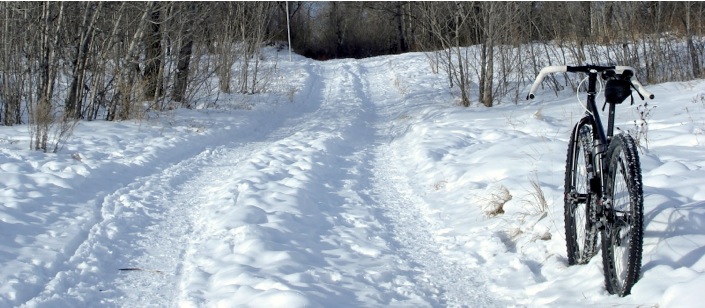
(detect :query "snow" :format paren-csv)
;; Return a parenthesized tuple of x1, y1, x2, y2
(2, 47, 705, 307)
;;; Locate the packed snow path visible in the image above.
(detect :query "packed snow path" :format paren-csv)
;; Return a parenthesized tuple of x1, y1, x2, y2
(17, 59, 503, 307)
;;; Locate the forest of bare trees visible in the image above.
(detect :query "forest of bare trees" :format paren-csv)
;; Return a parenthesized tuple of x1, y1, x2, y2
(0, 2, 703, 151)
(284, 1, 704, 106)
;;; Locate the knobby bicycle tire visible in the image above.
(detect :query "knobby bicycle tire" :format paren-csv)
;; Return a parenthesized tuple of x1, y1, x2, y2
(602, 133, 644, 296)
(564, 119, 599, 265)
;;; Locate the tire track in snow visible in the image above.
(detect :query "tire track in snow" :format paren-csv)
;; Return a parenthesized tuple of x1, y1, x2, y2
(370, 145, 503, 307)
(174, 60, 443, 307)
(360, 58, 505, 307)
(19, 143, 265, 307)
(309, 61, 442, 305)
(16, 59, 323, 307)
(317, 59, 503, 306)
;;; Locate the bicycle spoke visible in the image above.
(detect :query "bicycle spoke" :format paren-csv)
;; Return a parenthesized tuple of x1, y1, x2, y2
(564, 121, 598, 265)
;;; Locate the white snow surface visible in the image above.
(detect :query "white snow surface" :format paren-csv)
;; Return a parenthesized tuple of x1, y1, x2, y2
(2, 49, 705, 307)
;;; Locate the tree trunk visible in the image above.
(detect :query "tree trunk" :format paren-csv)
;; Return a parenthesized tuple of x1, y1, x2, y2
(480, 3, 494, 107)
(174, 32, 193, 105)
(482, 38, 494, 107)
(144, 2, 164, 100)
(1, 3, 22, 126)
(116, 2, 152, 120)
(684, 3, 702, 79)
(395, 2, 407, 53)
(33, 2, 64, 151)
(455, 12, 469, 107)
(66, 2, 102, 119)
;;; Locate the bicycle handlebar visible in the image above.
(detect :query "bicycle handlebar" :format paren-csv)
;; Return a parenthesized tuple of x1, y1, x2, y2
(526, 65, 655, 101)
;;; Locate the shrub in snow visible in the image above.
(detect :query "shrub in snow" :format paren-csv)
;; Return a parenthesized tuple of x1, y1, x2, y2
(483, 184, 512, 217)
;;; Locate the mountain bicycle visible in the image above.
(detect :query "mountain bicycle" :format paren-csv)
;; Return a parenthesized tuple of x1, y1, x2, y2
(527, 65, 654, 296)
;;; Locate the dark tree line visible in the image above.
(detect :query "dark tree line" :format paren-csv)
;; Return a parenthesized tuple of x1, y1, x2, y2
(279, 2, 704, 106)
(0, 2, 703, 151)
(279, 2, 704, 66)
(280, 1, 705, 106)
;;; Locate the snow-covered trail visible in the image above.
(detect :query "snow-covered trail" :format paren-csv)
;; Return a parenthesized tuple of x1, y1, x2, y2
(18, 59, 503, 307)
(363, 59, 504, 307)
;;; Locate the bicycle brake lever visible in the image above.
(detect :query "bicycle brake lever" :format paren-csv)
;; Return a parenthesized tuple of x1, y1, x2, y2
(630, 83, 645, 100)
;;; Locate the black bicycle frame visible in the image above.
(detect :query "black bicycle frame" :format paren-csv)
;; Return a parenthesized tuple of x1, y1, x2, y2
(573, 65, 618, 224)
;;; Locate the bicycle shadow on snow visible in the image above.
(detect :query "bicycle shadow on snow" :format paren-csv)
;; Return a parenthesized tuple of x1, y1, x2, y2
(641, 187, 705, 273)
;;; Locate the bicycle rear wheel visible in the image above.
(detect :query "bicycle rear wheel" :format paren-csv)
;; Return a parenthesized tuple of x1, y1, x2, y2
(564, 120, 599, 265)
(602, 133, 644, 296)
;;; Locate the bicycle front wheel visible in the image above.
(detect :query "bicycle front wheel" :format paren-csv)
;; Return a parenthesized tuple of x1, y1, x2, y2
(602, 133, 644, 296)
(564, 120, 599, 265)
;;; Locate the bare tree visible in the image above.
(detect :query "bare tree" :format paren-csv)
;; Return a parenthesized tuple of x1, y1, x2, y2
(235, 2, 274, 94)
(143, 1, 165, 101)
(29, 2, 65, 151)
(417, 2, 473, 106)
(108, 2, 152, 121)
(65, 2, 102, 119)
(684, 2, 703, 79)
(1, 2, 24, 126)
(173, 3, 196, 106)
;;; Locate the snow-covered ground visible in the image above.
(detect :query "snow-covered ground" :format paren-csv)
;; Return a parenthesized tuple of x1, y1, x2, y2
(1, 49, 705, 307)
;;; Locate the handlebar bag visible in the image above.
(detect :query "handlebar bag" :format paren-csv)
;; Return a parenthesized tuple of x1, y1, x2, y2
(605, 79, 632, 104)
